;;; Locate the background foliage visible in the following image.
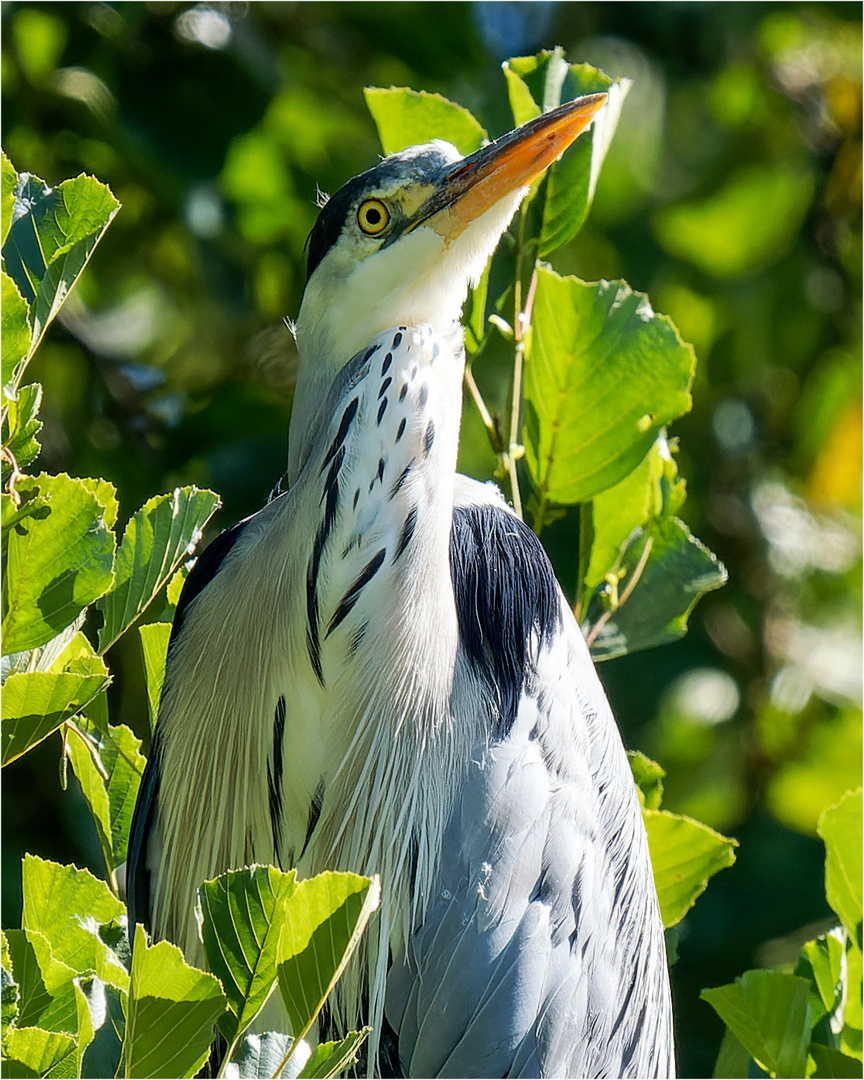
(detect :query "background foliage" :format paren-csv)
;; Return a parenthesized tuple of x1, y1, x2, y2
(1, 3, 861, 1077)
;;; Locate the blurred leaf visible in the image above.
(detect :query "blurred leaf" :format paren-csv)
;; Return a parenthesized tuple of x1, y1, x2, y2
(712, 1027, 752, 1079)
(628, 750, 665, 810)
(586, 516, 727, 661)
(2, 269, 31, 390)
(2, 472, 116, 655)
(653, 164, 814, 279)
(818, 790, 863, 949)
(1, 668, 110, 766)
(5, 928, 77, 1034)
(122, 924, 227, 1080)
(644, 809, 737, 927)
(2, 382, 43, 480)
(277, 873, 380, 1046)
(2, 149, 17, 245)
(364, 87, 486, 156)
(524, 267, 694, 509)
(138, 621, 171, 733)
(807, 1043, 863, 1078)
(701, 969, 812, 1079)
(66, 722, 146, 874)
(199, 865, 298, 1048)
(298, 1029, 372, 1078)
(2, 169, 120, 387)
(96, 486, 220, 655)
(1, 1026, 77, 1079)
(21, 855, 128, 993)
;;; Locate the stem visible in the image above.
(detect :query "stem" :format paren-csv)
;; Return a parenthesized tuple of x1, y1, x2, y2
(463, 367, 502, 453)
(584, 537, 654, 650)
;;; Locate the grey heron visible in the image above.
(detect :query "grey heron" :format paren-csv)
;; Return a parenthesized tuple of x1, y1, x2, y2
(128, 94, 675, 1078)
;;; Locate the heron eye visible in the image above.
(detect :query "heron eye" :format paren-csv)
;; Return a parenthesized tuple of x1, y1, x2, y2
(357, 199, 390, 235)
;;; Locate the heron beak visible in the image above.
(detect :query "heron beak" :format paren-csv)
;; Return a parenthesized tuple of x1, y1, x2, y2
(415, 93, 607, 240)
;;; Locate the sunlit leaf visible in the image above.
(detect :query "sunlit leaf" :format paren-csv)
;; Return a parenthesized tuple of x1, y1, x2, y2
(1, 1026, 77, 1079)
(199, 865, 298, 1047)
(807, 1043, 863, 1078)
(503, 50, 629, 254)
(5, 928, 77, 1034)
(1, 269, 31, 390)
(2, 149, 17, 246)
(298, 1029, 372, 1079)
(364, 87, 486, 156)
(228, 1031, 301, 1079)
(628, 750, 665, 810)
(67, 722, 146, 874)
(122, 924, 227, 1080)
(1, 668, 110, 766)
(586, 516, 727, 661)
(701, 969, 812, 1079)
(96, 486, 220, 655)
(818, 789, 863, 949)
(2, 472, 116, 655)
(277, 873, 380, 1045)
(799, 932, 845, 1019)
(2, 382, 43, 480)
(138, 622, 171, 732)
(643, 809, 737, 927)
(2, 169, 120, 387)
(524, 267, 695, 510)
(21, 855, 128, 992)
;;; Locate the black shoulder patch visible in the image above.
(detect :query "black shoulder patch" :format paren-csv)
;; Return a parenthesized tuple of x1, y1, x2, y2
(450, 502, 561, 737)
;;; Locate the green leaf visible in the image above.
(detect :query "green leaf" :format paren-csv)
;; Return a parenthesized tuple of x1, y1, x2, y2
(808, 1043, 864, 1078)
(66, 722, 146, 874)
(3, 943, 21, 1028)
(524, 267, 695, 508)
(818, 790, 863, 948)
(2, 382, 43, 479)
(364, 87, 486, 156)
(2, 150, 17, 246)
(2, 269, 31, 390)
(586, 516, 727, 661)
(277, 872, 380, 1045)
(712, 1027, 753, 1079)
(799, 932, 845, 1018)
(653, 164, 814, 279)
(21, 855, 128, 992)
(585, 435, 685, 592)
(5, 929, 77, 1034)
(96, 486, 220, 654)
(78, 977, 126, 1080)
(122, 924, 227, 1080)
(298, 1029, 371, 1079)
(643, 809, 737, 927)
(199, 865, 298, 1047)
(2, 669, 111, 766)
(701, 970, 813, 1079)
(227, 1031, 302, 1078)
(503, 51, 629, 255)
(2, 472, 117, 655)
(2, 170, 120, 388)
(628, 750, 665, 810)
(138, 622, 171, 732)
(1, 1027, 77, 1079)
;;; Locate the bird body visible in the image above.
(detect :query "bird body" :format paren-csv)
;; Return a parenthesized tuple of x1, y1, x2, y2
(129, 96, 675, 1078)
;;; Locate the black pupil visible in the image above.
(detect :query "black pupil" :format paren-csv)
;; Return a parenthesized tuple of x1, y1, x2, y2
(365, 206, 381, 225)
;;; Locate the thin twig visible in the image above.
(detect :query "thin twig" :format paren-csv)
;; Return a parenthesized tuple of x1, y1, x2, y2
(584, 537, 654, 649)
(463, 366, 502, 453)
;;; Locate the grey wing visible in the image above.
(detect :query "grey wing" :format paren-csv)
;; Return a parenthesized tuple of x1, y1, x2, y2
(386, 495, 675, 1079)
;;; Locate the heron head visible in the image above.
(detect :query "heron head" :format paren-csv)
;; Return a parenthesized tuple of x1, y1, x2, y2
(290, 94, 606, 477)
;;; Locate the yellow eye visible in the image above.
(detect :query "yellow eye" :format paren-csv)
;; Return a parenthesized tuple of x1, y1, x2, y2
(357, 199, 390, 235)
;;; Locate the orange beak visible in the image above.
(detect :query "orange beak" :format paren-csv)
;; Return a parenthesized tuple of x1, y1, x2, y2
(414, 94, 607, 238)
